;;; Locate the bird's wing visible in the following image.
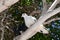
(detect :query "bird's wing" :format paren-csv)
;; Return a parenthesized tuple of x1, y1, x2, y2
(30, 16, 37, 21)
(24, 16, 33, 27)
(24, 16, 37, 27)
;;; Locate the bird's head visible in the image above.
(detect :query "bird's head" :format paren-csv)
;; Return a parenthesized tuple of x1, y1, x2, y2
(21, 13, 28, 17)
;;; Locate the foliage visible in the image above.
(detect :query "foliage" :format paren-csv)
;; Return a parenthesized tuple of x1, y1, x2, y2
(0, 0, 60, 40)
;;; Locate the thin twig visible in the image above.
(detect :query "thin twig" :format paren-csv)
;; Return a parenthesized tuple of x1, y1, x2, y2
(0, 12, 6, 40)
(47, 0, 60, 12)
(5, 26, 14, 32)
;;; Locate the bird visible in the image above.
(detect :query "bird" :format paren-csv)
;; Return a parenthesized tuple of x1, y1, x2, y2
(21, 13, 49, 34)
(21, 13, 37, 28)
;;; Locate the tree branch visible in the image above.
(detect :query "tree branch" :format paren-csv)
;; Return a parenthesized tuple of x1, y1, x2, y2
(44, 17, 60, 25)
(41, 0, 48, 15)
(0, 0, 19, 13)
(47, 0, 60, 12)
(14, 7, 60, 40)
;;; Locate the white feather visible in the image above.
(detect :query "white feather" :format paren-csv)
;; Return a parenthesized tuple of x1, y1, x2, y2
(22, 13, 37, 28)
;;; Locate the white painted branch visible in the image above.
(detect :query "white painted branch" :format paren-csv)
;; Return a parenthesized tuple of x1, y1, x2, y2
(14, 7, 60, 40)
(0, 0, 19, 13)
(4, 0, 19, 6)
(41, 0, 47, 15)
(0, 5, 8, 13)
(38, 7, 60, 23)
(44, 17, 60, 25)
(47, 0, 60, 12)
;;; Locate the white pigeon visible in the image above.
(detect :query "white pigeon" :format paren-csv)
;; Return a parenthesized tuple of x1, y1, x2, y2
(22, 13, 37, 28)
